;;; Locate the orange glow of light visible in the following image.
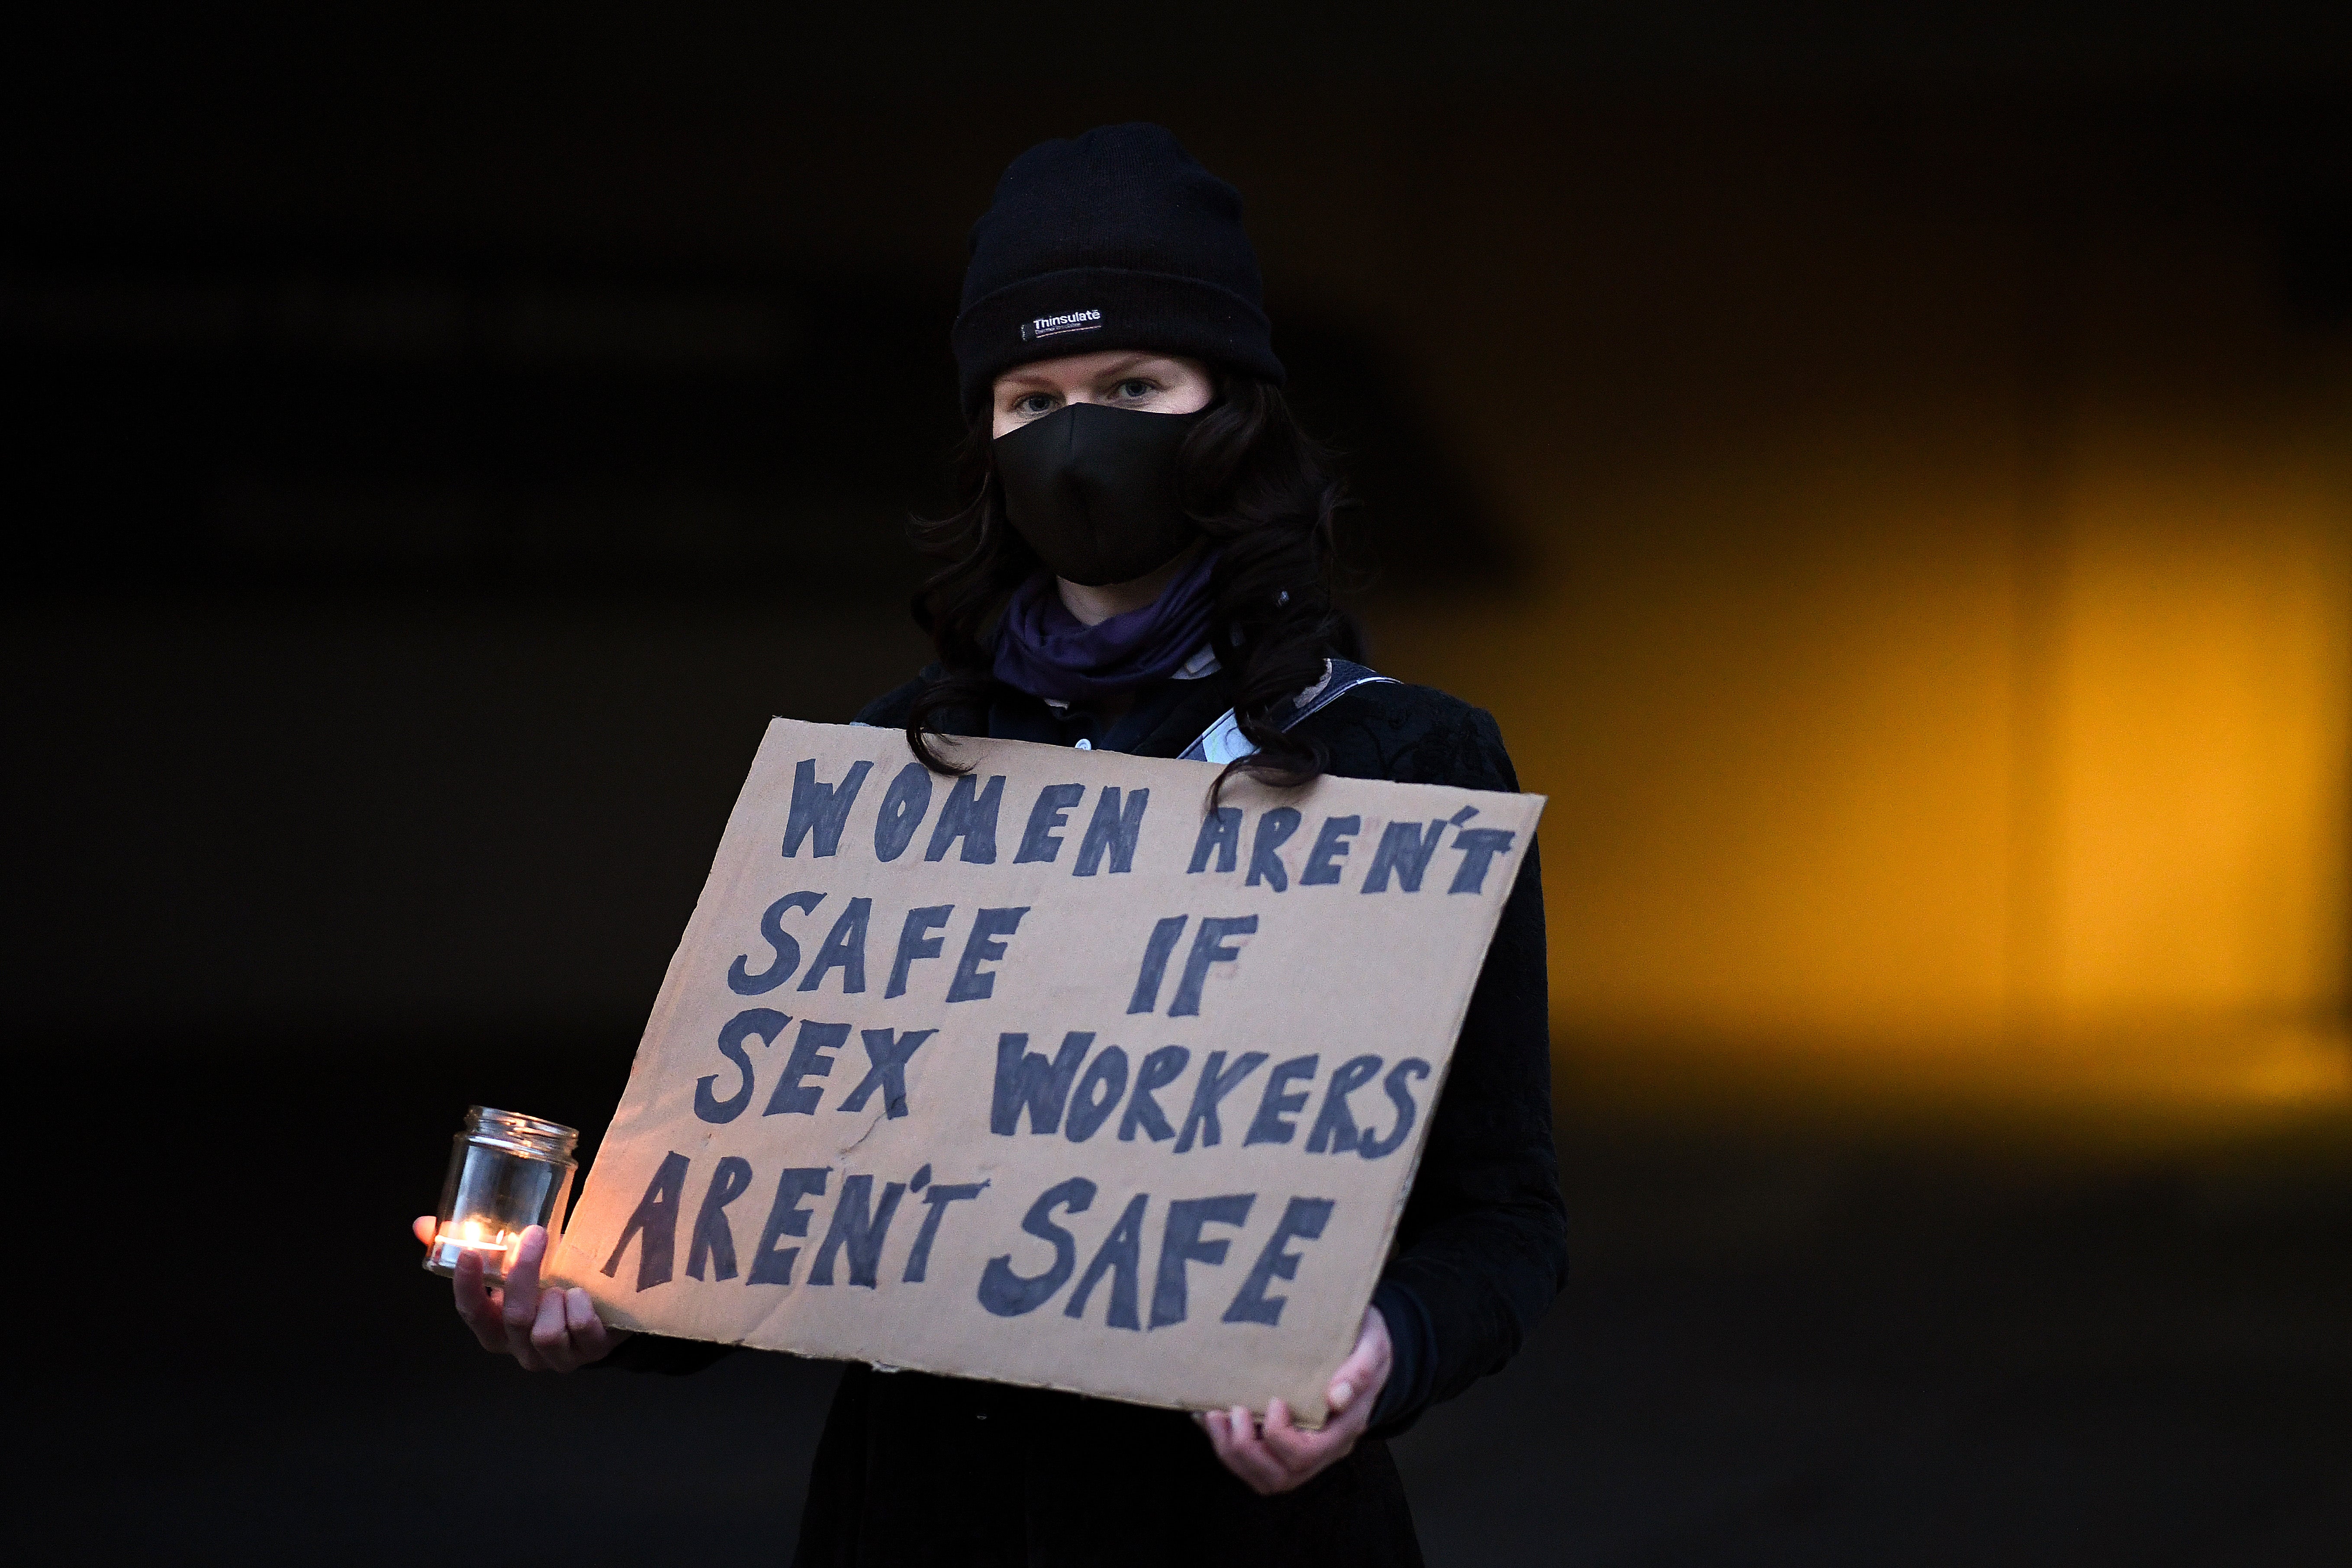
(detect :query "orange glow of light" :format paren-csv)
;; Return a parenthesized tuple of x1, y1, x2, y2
(1365, 272, 2350, 1145)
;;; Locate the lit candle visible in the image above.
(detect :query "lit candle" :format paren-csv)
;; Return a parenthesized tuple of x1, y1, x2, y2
(428, 1221, 521, 1272)
(425, 1108, 579, 1283)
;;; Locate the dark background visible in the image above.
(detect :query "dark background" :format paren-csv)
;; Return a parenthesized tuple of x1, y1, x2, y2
(8, 7, 2349, 1565)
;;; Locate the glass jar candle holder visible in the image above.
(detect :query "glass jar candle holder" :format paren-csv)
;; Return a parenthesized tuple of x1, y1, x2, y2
(425, 1107, 579, 1285)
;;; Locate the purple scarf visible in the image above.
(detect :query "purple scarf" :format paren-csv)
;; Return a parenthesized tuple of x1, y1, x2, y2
(992, 550, 1219, 707)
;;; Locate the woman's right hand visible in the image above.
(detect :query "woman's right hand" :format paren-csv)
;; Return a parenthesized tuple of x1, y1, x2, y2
(412, 1216, 632, 1372)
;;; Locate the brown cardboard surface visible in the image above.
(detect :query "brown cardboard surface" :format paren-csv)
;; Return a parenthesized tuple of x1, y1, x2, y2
(550, 718, 1543, 1422)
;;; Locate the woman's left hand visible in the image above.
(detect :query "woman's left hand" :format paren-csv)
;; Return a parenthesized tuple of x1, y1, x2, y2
(1198, 1305, 1393, 1495)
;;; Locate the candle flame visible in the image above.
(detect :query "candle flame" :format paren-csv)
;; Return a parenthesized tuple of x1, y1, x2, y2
(434, 1218, 518, 1266)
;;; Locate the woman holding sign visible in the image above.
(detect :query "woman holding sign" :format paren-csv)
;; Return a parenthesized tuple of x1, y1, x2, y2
(422, 123, 1566, 1565)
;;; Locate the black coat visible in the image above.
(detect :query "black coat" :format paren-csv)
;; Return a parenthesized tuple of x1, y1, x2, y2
(607, 665, 1568, 1567)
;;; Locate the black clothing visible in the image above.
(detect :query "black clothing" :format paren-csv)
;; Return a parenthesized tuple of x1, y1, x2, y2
(794, 1363, 1421, 1567)
(610, 666, 1568, 1566)
(952, 123, 1284, 418)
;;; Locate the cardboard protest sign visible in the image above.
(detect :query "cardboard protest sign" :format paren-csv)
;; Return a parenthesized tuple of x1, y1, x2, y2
(550, 718, 1543, 1422)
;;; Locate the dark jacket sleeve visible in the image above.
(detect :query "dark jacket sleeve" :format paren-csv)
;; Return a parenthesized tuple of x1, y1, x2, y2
(594, 1333, 740, 1376)
(853, 675, 931, 729)
(1306, 690, 1570, 1435)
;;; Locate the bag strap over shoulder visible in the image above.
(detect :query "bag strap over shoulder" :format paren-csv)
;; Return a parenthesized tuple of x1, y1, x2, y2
(1179, 658, 1396, 765)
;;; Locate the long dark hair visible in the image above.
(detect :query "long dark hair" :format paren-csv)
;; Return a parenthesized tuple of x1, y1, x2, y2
(904, 379, 1360, 798)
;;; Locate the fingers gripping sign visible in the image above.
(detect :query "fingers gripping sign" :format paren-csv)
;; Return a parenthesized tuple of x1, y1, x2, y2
(1197, 1305, 1393, 1495)
(413, 1216, 631, 1373)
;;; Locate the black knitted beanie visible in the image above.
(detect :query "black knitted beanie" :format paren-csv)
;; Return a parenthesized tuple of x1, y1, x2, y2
(952, 123, 1285, 419)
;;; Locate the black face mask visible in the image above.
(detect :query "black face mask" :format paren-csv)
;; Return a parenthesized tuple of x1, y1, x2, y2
(992, 402, 1203, 587)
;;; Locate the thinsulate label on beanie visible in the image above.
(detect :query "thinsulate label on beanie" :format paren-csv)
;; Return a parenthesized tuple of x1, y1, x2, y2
(1020, 308, 1103, 340)
(550, 718, 1541, 1422)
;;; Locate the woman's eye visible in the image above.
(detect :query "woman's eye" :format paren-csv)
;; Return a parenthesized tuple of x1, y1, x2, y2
(1112, 379, 1156, 401)
(1014, 393, 1059, 416)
